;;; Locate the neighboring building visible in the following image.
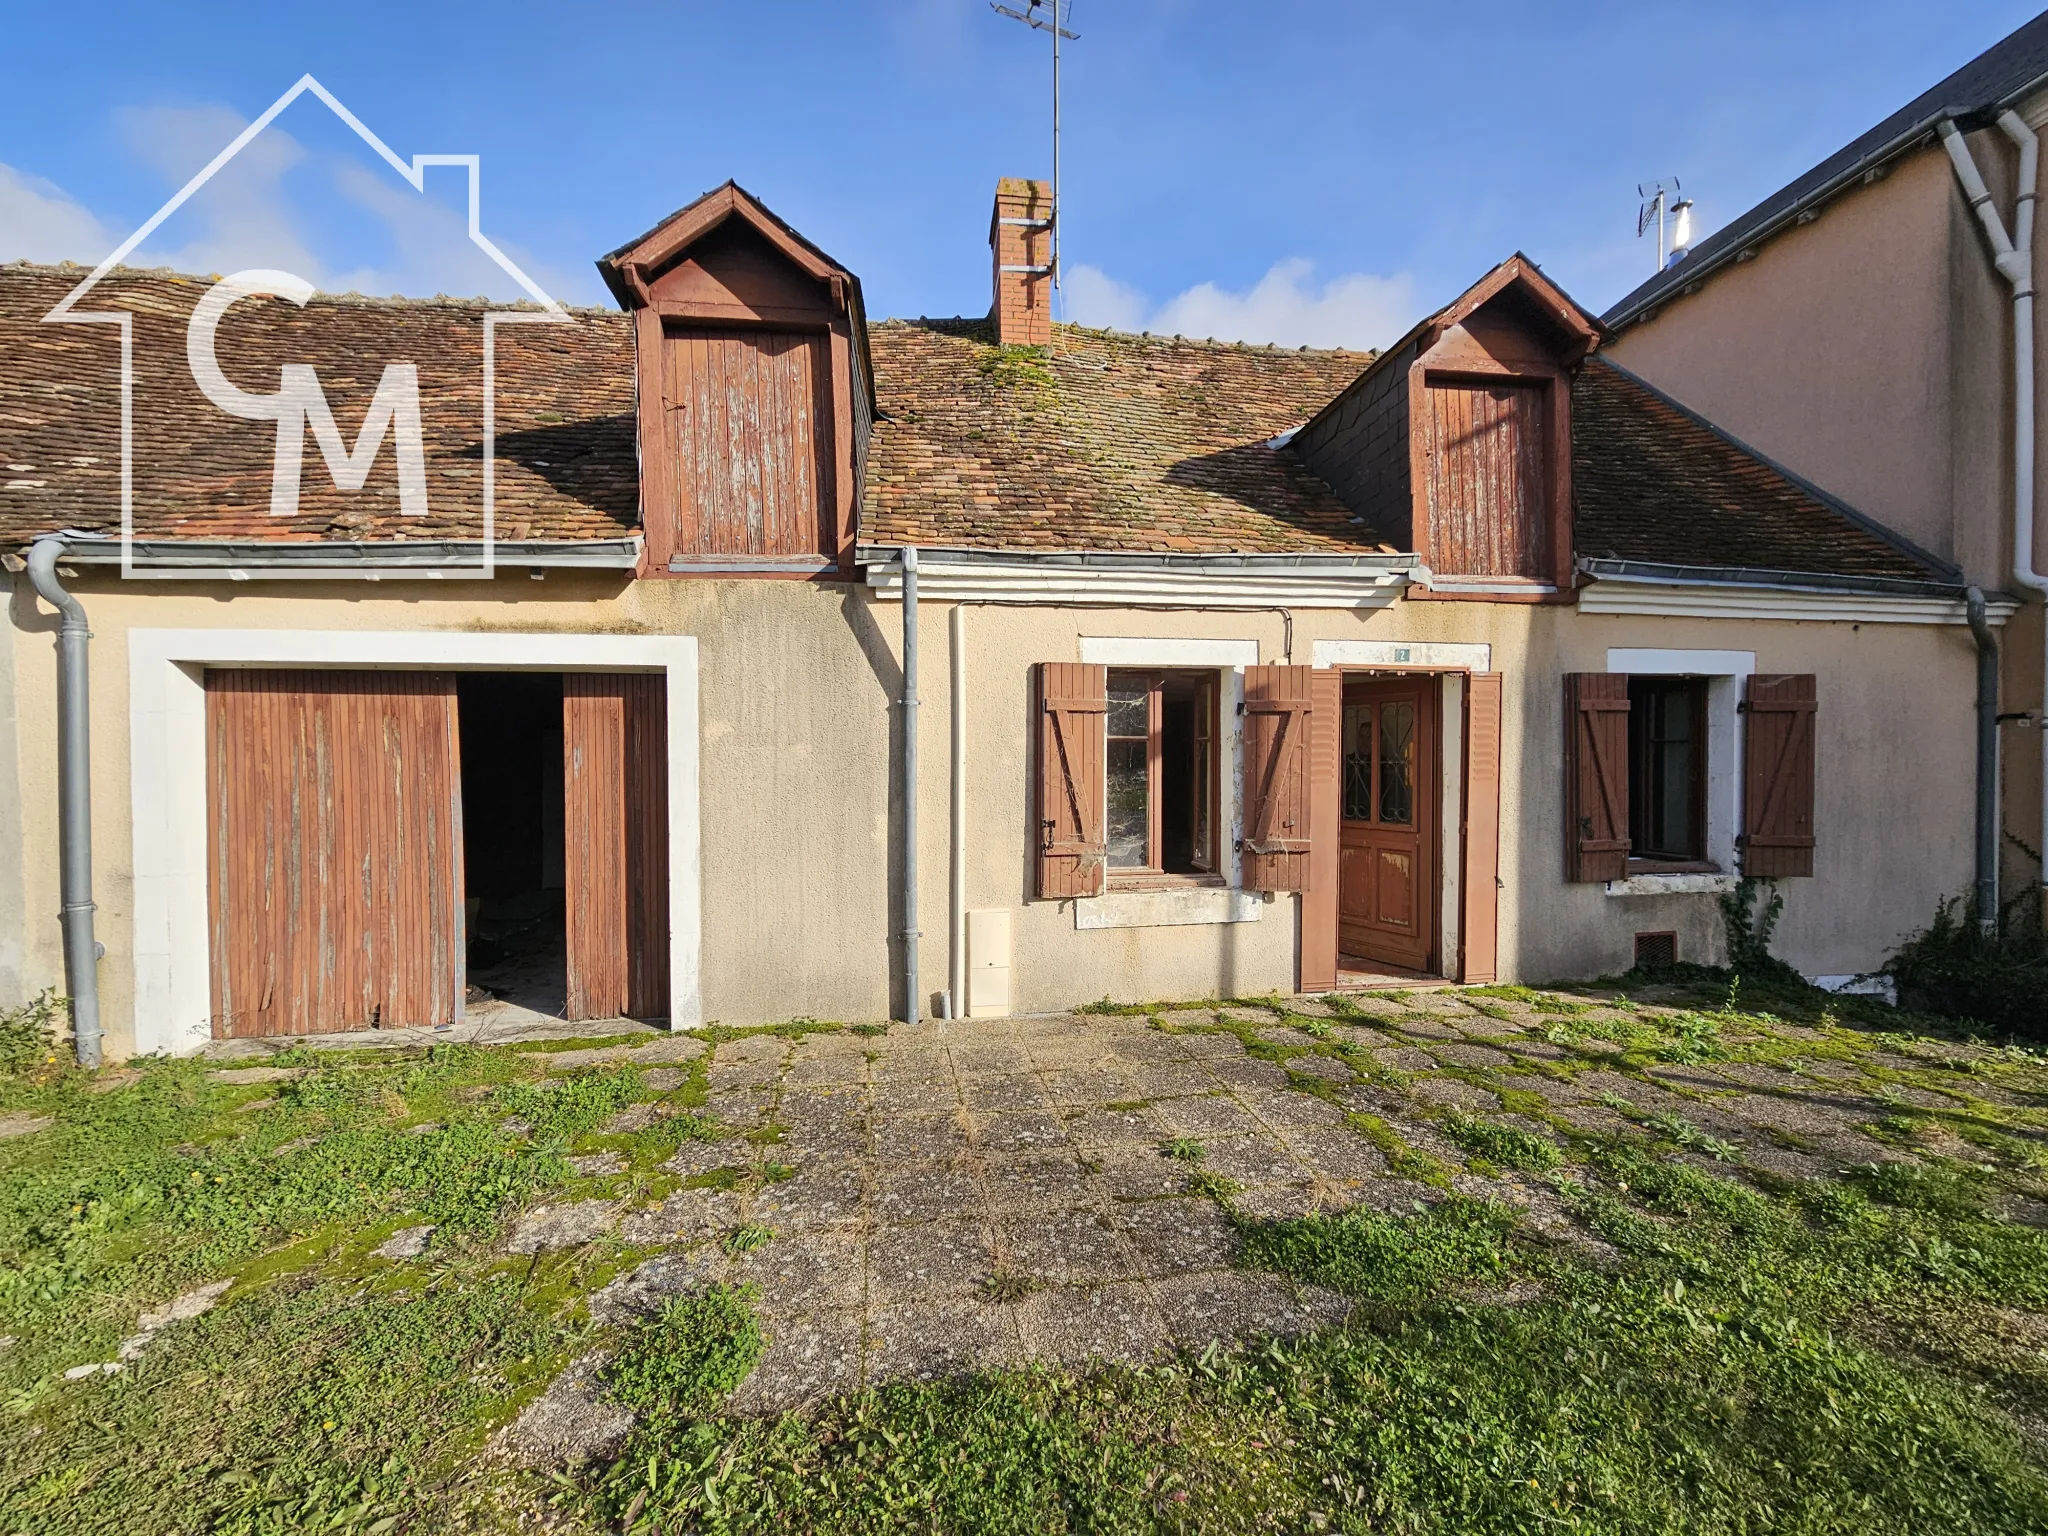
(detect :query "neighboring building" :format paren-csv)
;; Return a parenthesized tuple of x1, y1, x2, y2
(0, 177, 2001, 1059)
(1605, 10, 2048, 919)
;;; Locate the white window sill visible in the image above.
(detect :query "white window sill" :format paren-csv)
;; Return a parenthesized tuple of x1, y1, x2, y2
(1074, 888, 1265, 930)
(1605, 872, 1739, 897)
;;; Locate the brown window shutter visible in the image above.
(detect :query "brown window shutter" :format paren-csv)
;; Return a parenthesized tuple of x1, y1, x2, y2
(1298, 668, 1344, 992)
(1461, 671, 1504, 982)
(1564, 672, 1631, 882)
(1243, 664, 1314, 892)
(1035, 662, 1107, 899)
(1741, 674, 1817, 877)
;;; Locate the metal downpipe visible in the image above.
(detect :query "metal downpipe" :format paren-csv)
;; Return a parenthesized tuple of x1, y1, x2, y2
(1943, 112, 2048, 924)
(1966, 587, 2001, 933)
(900, 548, 920, 1026)
(25, 537, 101, 1068)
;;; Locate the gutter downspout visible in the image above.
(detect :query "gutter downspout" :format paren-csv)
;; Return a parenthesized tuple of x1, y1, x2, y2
(946, 601, 967, 1022)
(900, 548, 920, 1026)
(25, 537, 101, 1068)
(1967, 588, 2001, 933)
(1942, 112, 2048, 923)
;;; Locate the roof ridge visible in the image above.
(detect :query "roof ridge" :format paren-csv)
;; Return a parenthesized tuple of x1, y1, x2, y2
(875, 314, 1374, 356)
(0, 259, 624, 318)
(1604, 11, 2048, 326)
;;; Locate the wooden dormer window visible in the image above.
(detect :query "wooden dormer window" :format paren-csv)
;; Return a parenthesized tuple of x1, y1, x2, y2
(1420, 377, 1552, 580)
(597, 182, 873, 578)
(1404, 258, 1597, 596)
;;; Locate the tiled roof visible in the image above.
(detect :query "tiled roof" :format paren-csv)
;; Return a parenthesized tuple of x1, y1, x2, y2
(859, 319, 1386, 553)
(0, 263, 637, 546)
(1606, 12, 2048, 327)
(1572, 356, 1951, 583)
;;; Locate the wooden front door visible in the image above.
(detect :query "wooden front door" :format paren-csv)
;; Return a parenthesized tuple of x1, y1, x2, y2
(1338, 676, 1437, 972)
(205, 670, 465, 1037)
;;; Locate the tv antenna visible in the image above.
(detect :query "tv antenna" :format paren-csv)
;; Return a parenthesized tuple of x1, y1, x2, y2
(991, 0, 1078, 300)
(1637, 179, 1695, 274)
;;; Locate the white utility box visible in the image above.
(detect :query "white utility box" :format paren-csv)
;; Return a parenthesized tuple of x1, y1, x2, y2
(966, 908, 1013, 1018)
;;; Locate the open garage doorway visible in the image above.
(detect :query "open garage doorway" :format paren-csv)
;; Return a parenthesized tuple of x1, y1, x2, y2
(458, 673, 567, 1016)
(203, 665, 672, 1039)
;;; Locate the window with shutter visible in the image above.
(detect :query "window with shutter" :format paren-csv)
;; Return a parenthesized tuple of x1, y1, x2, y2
(1741, 674, 1817, 877)
(1564, 673, 1631, 882)
(1243, 665, 1314, 891)
(1035, 662, 1107, 899)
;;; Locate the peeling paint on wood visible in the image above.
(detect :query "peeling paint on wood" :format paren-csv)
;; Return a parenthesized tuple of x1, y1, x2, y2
(1423, 380, 1547, 578)
(658, 325, 832, 562)
(205, 670, 463, 1037)
(564, 675, 669, 1021)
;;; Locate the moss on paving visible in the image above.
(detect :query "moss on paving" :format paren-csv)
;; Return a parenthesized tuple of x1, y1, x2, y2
(5, 981, 2048, 1533)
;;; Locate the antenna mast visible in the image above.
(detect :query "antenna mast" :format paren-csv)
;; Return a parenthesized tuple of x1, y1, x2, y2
(1638, 178, 1693, 274)
(991, 0, 1078, 304)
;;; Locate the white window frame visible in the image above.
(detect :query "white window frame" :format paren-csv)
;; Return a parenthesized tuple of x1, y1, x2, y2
(127, 628, 702, 1056)
(1074, 635, 1259, 927)
(1604, 647, 1754, 894)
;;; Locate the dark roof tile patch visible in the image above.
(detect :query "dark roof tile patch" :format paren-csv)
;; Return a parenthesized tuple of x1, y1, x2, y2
(859, 319, 1387, 554)
(0, 264, 637, 546)
(1572, 356, 1949, 583)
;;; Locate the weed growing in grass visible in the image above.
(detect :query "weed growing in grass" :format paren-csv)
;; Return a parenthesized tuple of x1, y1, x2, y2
(1186, 1170, 1244, 1202)
(1852, 1159, 1987, 1218)
(1440, 1111, 1563, 1172)
(0, 991, 63, 1078)
(1347, 1111, 1454, 1186)
(1239, 1196, 1518, 1303)
(605, 1284, 762, 1424)
(980, 1270, 1043, 1304)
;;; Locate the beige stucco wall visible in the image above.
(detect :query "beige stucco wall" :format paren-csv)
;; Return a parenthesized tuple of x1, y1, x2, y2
(1607, 116, 2048, 911)
(3, 570, 1981, 1057)
(905, 597, 1976, 1007)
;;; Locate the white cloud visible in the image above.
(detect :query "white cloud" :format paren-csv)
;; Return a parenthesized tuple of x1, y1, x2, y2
(1062, 262, 1149, 332)
(1066, 256, 1419, 352)
(0, 163, 114, 264)
(115, 105, 331, 284)
(6, 102, 586, 304)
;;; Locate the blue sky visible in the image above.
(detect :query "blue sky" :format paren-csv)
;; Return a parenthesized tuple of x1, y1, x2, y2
(1, 1, 2040, 349)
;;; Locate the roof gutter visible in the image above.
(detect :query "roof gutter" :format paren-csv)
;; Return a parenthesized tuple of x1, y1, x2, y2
(36, 534, 643, 574)
(1574, 556, 1980, 601)
(1608, 73, 2048, 330)
(855, 543, 1416, 573)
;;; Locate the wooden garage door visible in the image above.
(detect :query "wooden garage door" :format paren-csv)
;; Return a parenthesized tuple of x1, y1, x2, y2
(205, 670, 464, 1038)
(563, 674, 670, 1021)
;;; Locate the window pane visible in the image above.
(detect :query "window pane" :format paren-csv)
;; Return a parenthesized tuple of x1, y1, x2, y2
(1107, 680, 1149, 738)
(1628, 677, 1704, 860)
(1342, 703, 1373, 821)
(1377, 701, 1415, 825)
(1106, 737, 1149, 867)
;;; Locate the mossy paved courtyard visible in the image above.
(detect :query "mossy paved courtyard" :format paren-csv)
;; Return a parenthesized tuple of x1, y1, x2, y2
(6, 976, 2048, 1532)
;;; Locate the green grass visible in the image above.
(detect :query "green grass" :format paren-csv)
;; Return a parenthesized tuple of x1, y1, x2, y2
(605, 1285, 763, 1424)
(8, 982, 2048, 1534)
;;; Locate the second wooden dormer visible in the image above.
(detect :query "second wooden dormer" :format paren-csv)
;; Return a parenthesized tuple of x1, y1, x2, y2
(1294, 255, 1602, 597)
(598, 183, 873, 577)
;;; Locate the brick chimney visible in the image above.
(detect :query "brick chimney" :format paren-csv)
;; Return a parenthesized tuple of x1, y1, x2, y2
(989, 178, 1053, 347)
